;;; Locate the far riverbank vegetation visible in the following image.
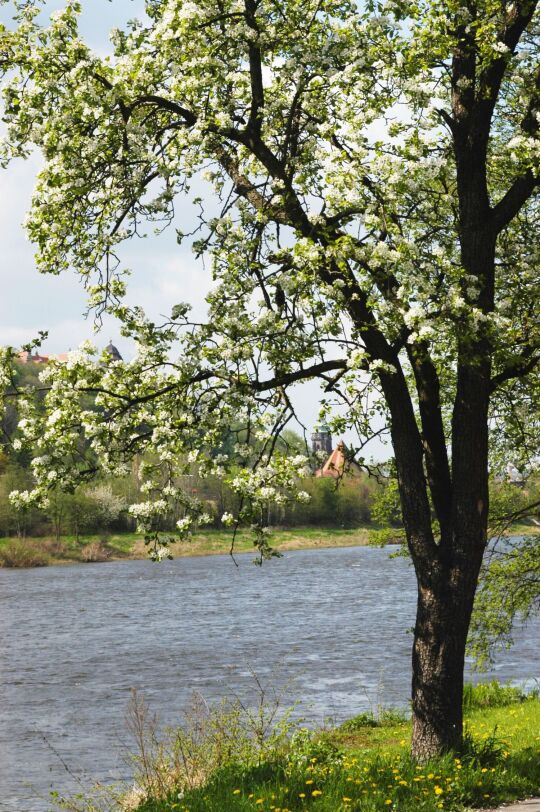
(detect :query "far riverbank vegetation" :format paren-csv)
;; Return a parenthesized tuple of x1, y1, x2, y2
(1, 461, 538, 568)
(3, 362, 540, 569)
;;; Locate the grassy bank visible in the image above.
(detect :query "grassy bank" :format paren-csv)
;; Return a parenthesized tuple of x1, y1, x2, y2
(1, 522, 537, 568)
(128, 687, 540, 812)
(51, 683, 538, 812)
(0, 527, 374, 567)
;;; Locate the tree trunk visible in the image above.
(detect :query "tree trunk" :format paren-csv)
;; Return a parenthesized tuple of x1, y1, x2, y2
(410, 549, 484, 759)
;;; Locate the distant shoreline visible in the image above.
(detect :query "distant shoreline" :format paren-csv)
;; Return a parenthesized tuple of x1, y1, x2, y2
(0, 523, 536, 569)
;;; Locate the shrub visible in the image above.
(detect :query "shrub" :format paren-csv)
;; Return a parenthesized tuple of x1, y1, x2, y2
(367, 528, 406, 546)
(124, 685, 299, 804)
(0, 539, 49, 567)
(462, 681, 530, 711)
(339, 707, 408, 732)
(41, 538, 67, 557)
(80, 540, 111, 563)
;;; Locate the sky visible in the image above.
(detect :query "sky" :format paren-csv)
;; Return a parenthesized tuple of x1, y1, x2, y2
(0, 0, 390, 459)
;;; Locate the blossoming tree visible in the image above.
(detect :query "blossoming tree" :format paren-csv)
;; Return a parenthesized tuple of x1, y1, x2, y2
(1, 0, 539, 758)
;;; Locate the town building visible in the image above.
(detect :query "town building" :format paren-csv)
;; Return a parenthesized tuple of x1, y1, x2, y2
(17, 342, 123, 365)
(314, 440, 363, 479)
(311, 425, 363, 479)
(311, 423, 333, 455)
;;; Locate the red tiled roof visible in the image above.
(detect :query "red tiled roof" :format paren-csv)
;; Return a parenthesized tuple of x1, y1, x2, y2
(315, 441, 362, 478)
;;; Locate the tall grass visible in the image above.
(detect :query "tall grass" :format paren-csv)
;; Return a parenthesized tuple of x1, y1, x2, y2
(0, 539, 49, 567)
(134, 730, 540, 812)
(51, 684, 540, 812)
(463, 680, 534, 710)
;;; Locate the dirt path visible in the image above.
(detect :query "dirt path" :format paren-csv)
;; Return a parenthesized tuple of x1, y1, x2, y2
(483, 800, 540, 812)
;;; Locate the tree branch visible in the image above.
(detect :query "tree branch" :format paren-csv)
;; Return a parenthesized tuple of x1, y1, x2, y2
(129, 94, 197, 126)
(252, 359, 349, 391)
(490, 349, 540, 391)
(492, 62, 540, 231)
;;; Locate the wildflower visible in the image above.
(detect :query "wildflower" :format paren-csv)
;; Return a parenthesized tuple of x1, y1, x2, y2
(312, 789, 322, 796)
(232, 789, 241, 794)
(434, 786, 443, 795)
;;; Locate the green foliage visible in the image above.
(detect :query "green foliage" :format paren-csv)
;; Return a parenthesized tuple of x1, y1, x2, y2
(462, 681, 532, 711)
(370, 478, 403, 529)
(469, 534, 540, 669)
(339, 707, 408, 732)
(488, 480, 531, 528)
(0, 537, 49, 567)
(288, 477, 376, 528)
(120, 682, 301, 806)
(367, 527, 407, 546)
(129, 699, 540, 812)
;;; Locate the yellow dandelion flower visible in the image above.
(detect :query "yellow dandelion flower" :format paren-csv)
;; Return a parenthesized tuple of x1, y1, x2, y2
(434, 786, 443, 795)
(298, 793, 305, 799)
(232, 789, 241, 795)
(312, 790, 322, 796)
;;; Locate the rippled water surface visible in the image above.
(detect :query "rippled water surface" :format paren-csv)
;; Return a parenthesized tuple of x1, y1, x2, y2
(1, 545, 539, 811)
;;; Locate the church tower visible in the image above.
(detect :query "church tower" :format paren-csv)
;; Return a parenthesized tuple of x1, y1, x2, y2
(104, 341, 123, 362)
(311, 423, 332, 455)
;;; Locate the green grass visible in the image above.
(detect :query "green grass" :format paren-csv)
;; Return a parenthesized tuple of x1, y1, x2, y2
(131, 693, 540, 812)
(0, 532, 141, 566)
(0, 527, 374, 567)
(2, 521, 535, 568)
(463, 680, 535, 711)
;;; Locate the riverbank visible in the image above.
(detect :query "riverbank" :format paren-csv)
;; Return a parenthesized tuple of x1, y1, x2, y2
(0, 527, 374, 567)
(0, 523, 537, 567)
(134, 693, 540, 812)
(77, 683, 540, 812)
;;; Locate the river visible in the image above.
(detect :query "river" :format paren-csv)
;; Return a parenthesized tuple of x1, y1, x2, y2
(0, 545, 538, 811)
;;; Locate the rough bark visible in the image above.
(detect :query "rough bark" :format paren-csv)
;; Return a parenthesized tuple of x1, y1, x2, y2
(410, 545, 485, 759)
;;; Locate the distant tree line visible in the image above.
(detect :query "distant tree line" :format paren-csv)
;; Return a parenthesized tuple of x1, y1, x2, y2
(0, 361, 386, 538)
(2, 362, 538, 541)
(0, 455, 383, 539)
